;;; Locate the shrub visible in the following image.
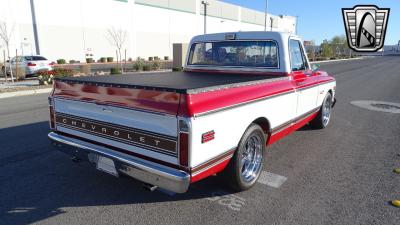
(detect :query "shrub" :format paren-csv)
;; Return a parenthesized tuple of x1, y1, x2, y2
(134, 57, 145, 71)
(100, 57, 107, 63)
(107, 57, 114, 62)
(164, 56, 169, 60)
(143, 64, 151, 71)
(37, 68, 74, 85)
(110, 67, 121, 74)
(172, 67, 183, 72)
(148, 57, 153, 61)
(69, 60, 76, 64)
(53, 68, 75, 77)
(37, 73, 54, 85)
(57, 59, 66, 64)
(86, 58, 94, 63)
(152, 60, 162, 71)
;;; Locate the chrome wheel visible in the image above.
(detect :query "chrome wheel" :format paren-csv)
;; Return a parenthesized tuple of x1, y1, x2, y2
(322, 95, 332, 126)
(240, 134, 263, 183)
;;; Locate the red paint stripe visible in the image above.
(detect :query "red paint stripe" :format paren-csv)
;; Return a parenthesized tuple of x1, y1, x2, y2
(179, 71, 334, 117)
(267, 110, 319, 145)
(53, 81, 181, 115)
(190, 158, 231, 183)
(179, 78, 294, 117)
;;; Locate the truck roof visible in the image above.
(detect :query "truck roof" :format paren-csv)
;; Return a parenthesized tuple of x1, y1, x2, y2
(190, 31, 296, 42)
(57, 71, 287, 94)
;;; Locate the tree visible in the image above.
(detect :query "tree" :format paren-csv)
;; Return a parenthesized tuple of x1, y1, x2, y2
(107, 27, 127, 73)
(331, 35, 347, 57)
(0, 21, 15, 82)
(331, 36, 342, 45)
(320, 39, 333, 59)
(305, 40, 316, 61)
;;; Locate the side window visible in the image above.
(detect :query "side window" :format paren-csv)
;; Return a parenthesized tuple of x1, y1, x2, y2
(289, 40, 308, 71)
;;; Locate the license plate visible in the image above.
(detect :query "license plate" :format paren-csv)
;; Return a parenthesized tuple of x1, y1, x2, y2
(96, 155, 118, 176)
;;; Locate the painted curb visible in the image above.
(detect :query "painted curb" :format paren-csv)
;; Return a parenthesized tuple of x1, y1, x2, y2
(0, 88, 52, 99)
(311, 57, 363, 64)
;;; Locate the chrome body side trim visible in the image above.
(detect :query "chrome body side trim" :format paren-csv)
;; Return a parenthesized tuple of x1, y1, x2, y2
(271, 106, 320, 134)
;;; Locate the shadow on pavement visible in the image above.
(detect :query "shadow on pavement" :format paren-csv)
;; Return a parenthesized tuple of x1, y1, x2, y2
(0, 121, 235, 224)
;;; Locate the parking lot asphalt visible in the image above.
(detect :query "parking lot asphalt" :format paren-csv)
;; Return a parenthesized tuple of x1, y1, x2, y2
(0, 56, 399, 225)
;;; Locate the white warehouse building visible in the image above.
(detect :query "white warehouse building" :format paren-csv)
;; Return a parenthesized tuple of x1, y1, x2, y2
(0, 0, 296, 62)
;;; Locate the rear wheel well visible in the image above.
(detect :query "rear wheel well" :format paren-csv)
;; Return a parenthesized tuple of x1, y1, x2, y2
(252, 117, 270, 135)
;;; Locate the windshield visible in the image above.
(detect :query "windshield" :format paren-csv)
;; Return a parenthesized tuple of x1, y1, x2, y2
(188, 41, 279, 68)
(24, 56, 47, 61)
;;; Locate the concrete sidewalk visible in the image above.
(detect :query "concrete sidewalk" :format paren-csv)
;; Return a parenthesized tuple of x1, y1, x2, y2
(0, 87, 52, 99)
(0, 79, 39, 87)
(310, 57, 364, 64)
(0, 79, 52, 99)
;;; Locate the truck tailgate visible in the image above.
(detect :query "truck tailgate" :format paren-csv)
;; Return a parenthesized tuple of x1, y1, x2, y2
(52, 80, 180, 164)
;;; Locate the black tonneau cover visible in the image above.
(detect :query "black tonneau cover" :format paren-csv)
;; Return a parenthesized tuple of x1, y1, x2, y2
(58, 71, 285, 94)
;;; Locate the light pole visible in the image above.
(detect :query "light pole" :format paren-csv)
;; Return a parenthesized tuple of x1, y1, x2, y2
(270, 17, 273, 31)
(29, 0, 40, 55)
(397, 40, 400, 53)
(201, 1, 209, 34)
(295, 16, 298, 35)
(264, 0, 268, 31)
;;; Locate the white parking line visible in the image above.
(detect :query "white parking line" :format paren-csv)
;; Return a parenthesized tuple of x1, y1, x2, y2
(257, 171, 287, 188)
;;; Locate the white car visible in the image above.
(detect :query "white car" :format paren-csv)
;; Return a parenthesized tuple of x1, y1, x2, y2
(2, 55, 54, 77)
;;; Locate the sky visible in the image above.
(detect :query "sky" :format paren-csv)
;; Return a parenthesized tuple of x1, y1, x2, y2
(221, 0, 400, 45)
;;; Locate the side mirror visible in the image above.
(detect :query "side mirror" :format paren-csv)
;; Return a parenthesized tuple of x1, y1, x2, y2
(6, 60, 9, 63)
(311, 63, 320, 71)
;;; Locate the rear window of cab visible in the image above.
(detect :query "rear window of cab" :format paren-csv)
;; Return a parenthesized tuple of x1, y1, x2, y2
(188, 41, 279, 68)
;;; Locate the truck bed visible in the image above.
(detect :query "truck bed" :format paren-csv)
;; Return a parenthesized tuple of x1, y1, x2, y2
(57, 71, 286, 94)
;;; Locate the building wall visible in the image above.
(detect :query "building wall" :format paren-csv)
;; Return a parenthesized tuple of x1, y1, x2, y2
(0, 0, 296, 62)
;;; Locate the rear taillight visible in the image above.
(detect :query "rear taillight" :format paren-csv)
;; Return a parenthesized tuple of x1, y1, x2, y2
(48, 97, 56, 130)
(178, 119, 190, 167)
(27, 62, 36, 67)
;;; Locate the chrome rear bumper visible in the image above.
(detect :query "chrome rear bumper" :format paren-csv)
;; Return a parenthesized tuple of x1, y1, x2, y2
(48, 132, 190, 193)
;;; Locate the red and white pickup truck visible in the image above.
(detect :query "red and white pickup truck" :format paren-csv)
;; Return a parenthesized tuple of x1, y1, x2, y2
(48, 32, 336, 193)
